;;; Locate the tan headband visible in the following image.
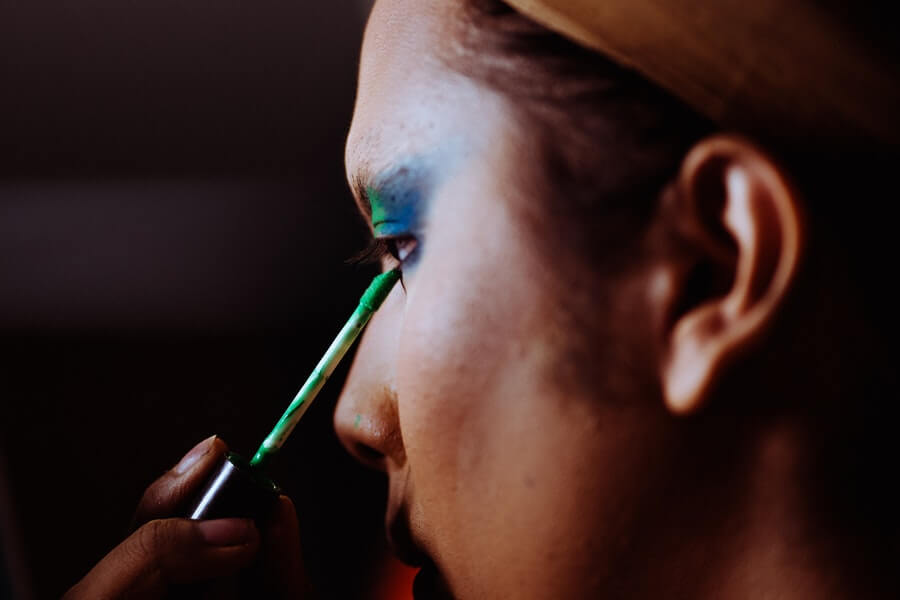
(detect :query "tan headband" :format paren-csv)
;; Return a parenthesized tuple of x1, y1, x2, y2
(504, 0, 900, 151)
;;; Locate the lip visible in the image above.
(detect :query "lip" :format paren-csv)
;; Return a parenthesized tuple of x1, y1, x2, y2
(413, 562, 452, 600)
(386, 502, 430, 568)
(386, 503, 453, 598)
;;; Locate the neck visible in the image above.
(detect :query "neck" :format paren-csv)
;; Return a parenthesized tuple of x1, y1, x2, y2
(701, 425, 846, 598)
(637, 419, 893, 599)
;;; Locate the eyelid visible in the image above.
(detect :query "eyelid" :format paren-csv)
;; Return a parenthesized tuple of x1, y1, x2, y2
(372, 218, 408, 238)
(350, 234, 418, 268)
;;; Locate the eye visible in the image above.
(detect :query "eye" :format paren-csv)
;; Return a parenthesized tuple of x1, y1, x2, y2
(349, 235, 420, 270)
(384, 235, 418, 263)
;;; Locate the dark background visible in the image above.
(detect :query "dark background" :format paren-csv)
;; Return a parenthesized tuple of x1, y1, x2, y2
(0, 1, 402, 597)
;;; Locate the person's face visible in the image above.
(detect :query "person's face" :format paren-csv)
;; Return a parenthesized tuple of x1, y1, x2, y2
(335, 1, 674, 598)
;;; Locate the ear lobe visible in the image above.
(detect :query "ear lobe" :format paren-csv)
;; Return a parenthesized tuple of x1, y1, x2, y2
(661, 136, 804, 415)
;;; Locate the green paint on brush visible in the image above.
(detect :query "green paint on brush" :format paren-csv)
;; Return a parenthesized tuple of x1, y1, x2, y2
(250, 269, 401, 469)
(353, 414, 361, 429)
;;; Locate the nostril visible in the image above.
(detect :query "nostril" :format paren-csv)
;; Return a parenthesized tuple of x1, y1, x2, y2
(354, 442, 386, 467)
(335, 381, 404, 470)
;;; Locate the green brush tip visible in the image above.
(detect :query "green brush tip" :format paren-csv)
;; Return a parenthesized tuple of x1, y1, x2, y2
(359, 269, 401, 312)
(248, 269, 401, 471)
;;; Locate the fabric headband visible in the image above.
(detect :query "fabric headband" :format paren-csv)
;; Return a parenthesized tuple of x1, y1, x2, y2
(503, 0, 900, 152)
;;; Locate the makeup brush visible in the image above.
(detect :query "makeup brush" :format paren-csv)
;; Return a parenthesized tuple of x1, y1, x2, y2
(185, 269, 401, 520)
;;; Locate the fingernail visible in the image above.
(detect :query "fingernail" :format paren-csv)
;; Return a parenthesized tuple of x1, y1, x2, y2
(174, 435, 217, 475)
(197, 518, 255, 546)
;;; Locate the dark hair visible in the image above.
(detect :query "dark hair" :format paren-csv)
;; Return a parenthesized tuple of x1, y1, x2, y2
(443, 0, 895, 371)
(442, 0, 713, 265)
(444, 0, 899, 551)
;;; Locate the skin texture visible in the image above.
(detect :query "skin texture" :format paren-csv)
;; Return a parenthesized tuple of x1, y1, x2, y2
(340, 2, 632, 597)
(334, 1, 880, 598)
(65, 0, 891, 597)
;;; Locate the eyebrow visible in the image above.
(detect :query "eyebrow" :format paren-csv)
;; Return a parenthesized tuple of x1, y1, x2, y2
(350, 171, 373, 222)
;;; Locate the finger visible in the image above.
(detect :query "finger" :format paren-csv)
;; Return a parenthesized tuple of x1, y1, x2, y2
(260, 495, 313, 598)
(64, 517, 259, 600)
(132, 436, 228, 526)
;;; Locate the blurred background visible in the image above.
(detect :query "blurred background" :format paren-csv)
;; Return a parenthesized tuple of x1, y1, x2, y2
(0, 1, 415, 597)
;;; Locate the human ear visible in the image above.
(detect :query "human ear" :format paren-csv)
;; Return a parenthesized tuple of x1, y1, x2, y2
(658, 136, 804, 414)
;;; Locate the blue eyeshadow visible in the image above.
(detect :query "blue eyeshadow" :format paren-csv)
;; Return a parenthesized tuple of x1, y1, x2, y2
(367, 162, 432, 237)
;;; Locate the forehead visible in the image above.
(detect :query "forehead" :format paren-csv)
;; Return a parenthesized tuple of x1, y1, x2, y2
(345, 0, 463, 200)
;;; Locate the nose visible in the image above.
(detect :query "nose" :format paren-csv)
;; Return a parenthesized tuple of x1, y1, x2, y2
(334, 288, 406, 472)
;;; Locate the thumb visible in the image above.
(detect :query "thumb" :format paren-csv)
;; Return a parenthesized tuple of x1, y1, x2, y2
(64, 518, 259, 600)
(132, 436, 229, 527)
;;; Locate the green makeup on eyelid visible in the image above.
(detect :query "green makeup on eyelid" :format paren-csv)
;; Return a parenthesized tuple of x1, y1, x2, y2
(366, 163, 431, 239)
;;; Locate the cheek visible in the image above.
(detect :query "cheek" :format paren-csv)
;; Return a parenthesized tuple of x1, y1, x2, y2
(390, 177, 573, 574)
(395, 206, 522, 476)
(396, 258, 511, 478)
(394, 168, 529, 444)
(393, 238, 622, 596)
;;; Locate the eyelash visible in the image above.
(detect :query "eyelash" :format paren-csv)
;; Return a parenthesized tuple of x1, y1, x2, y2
(352, 235, 418, 268)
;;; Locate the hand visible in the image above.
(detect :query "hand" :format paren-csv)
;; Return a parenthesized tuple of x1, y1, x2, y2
(64, 436, 311, 599)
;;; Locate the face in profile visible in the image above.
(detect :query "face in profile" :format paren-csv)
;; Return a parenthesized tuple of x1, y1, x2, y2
(334, 0, 811, 598)
(333, 1, 676, 598)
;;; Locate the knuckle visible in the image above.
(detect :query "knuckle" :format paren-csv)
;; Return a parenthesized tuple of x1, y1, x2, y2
(136, 519, 178, 556)
(123, 519, 197, 583)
